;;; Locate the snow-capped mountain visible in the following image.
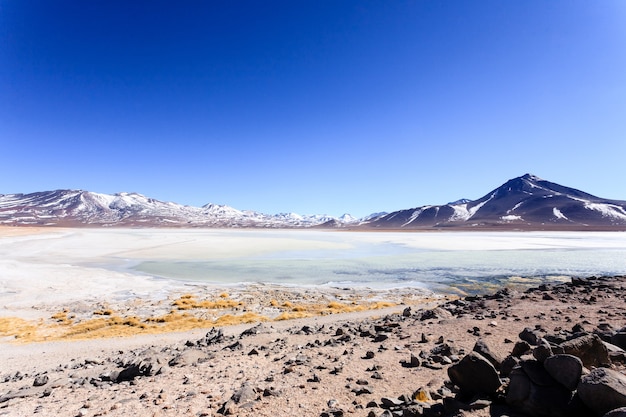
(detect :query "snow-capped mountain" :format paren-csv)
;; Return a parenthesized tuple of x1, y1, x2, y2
(362, 174, 626, 229)
(0, 190, 351, 228)
(2, 174, 625, 229)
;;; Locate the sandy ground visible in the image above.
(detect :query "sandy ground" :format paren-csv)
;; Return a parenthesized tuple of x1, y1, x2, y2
(1, 276, 625, 417)
(1, 227, 626, 416)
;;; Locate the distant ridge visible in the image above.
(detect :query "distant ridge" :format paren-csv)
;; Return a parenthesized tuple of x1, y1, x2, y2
(1, 174, 625, 230)
(361, 174, 626, 230)
(0, 190, 344, 228)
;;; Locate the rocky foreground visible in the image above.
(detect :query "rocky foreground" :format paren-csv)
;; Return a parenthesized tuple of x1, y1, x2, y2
(1, 276, 626, 417)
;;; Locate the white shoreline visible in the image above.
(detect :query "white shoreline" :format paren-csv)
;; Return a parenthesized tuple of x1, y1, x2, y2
(2, 228, 626, 322)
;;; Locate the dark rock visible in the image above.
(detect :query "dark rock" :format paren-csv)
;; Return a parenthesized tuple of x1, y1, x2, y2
(500, 355, 520, 378)
(401, 354, 420, 368)
(544, 354, 583, 391)
(196, 328, 225, 346)
(520, 328, 543, 346)
(560, 334, 610, 368)
(380, 397, 404, 408)
(447, 352, 501, 396)
(430, 343, 458, 357)
(612, 333, 626, 350)
(320, 408, 344, 417)
(402, 307, 411, 317)
(506, 368, 531, 406)
(533, 339, 554, 363)
(603, 407, 626, 417)
(33, 375, 49, 387)
(512, 340, 532, 357)
(506, 367, 582, 417)
(419, 307, 452, 321)
(116, 359, 158, 382)
(263, 387, 280, 397)
(521, 360, 557, 387)
(473, 339, 502, 370)
(443, 397, 471, 413)
(239, 323, 265, 338)
(352, 386, 373, 396)
(578, 368, 626, 416)
(299, 325, 314, 335)
(373, 333, 388, 342)
(225, 341, 243, 351)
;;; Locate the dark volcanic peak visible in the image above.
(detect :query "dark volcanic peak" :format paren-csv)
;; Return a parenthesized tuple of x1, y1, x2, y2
(2, 174, 625, 229)
(363, 174, 626, 230)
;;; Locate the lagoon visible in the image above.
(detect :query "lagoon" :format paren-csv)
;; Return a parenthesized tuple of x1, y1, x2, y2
(2, 228, 625, 298)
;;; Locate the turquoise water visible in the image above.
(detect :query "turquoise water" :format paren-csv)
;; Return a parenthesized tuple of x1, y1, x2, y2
(131, 231, 626, 295)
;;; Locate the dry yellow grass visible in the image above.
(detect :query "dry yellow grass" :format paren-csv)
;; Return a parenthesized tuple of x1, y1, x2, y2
(275, 311, 313, 321)
(0, 317, 39, 340)
(213, 312, 269, 326)
(50, 310, 72, 325)
(0, 293, 400, 343)
(172, 295, 244, 310)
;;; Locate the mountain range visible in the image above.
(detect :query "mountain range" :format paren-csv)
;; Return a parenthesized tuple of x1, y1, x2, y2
(1, 174, 625, 230)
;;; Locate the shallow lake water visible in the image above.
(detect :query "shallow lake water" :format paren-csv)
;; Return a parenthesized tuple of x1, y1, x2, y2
(127, 230, 626, 295)
(4, 228, 625, 297)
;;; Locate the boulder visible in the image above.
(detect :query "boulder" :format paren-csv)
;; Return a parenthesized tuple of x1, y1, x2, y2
(506, 367, 585, 417)
(560, 334, 610, 368)
(533, 339, 554, 363)
(500, 355, 520, 378)
(543, 354, 583, 391)
(506, 368, 531, 405)
(473, 339, 503, 370)
(520, 327, 543, 346)
(612, 333, 626, 350)
(512, 340, 532, 357)
(447, 352, 501, 396)
(578, 368, 626, 416)
(521, 360, 557, 387)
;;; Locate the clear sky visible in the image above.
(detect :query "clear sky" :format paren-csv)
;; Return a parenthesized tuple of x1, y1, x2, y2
(1, 1, 625, 217)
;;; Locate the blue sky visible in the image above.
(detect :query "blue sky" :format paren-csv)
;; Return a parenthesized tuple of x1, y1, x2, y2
(1, 1, 625, 217)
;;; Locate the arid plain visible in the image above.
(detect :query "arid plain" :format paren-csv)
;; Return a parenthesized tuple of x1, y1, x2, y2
(1, 227, 626, 416)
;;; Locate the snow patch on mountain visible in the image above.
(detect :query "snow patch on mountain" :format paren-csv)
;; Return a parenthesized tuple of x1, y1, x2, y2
(553, 208, 569, 221)
(501, 215, 522, 222)
(584, 203, 626, 221)
(402, 207, 429, 227)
